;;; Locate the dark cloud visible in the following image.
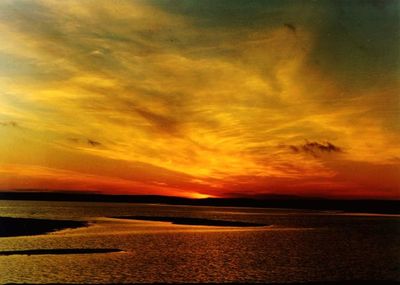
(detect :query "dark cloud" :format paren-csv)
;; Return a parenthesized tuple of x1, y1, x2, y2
(0, 121, 18, 127)
(290, 141, 342, 156)
(67, 138, 102, 147)
(87, 139, 102, 147)
(134, 108, 180, 135)
(284, 23, 296, 34)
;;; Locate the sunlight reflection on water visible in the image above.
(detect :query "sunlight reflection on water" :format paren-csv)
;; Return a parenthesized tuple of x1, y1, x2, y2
(0, 201, 399, 283)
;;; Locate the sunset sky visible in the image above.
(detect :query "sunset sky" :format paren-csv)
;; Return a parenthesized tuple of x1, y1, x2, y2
(0, 0, 399, 199)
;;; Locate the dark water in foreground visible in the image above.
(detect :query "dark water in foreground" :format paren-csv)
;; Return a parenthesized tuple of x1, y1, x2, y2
(0, 200, 399, 283)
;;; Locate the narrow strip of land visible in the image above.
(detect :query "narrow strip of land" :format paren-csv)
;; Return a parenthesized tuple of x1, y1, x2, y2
(112, 216, 268, 227)
(1, 192, 399, 214)
(0, 248, 122, 256)
(0, 217, 87, 238)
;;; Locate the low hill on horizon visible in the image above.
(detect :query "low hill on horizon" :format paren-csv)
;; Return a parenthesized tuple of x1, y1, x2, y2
(0, 190, 399, 214)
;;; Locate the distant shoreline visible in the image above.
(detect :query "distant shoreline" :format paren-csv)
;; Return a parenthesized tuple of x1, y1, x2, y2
(0, 191, 399, 215)
(0, 248, 122, 256)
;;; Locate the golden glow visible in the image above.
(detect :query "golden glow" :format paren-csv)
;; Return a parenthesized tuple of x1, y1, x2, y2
(0, 1, 398, 198)
(188, 193, 216, 199)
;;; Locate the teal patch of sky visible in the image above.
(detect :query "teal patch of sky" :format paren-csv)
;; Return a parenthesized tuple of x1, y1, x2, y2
(307, 0, 400, 90)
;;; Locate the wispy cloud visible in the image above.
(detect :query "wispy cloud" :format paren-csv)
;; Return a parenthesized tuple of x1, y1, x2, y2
(0, 121, 18, 127)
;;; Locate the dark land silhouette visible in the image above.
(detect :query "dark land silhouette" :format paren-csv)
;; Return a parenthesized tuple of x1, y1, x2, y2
(0, 248, 122, 256)
(112, 216, 268, 227)
(0, 217, 87, 237)
(0, 191, 399, 214)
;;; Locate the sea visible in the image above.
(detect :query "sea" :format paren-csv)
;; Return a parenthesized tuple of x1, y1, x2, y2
(0, 200, 399, 283)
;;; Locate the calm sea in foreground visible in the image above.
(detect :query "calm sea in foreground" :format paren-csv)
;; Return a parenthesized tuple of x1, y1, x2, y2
(0, 200, 399, 283)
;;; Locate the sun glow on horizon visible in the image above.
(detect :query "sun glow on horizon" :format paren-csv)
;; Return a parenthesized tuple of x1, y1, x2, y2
(187, 193, 217, 199)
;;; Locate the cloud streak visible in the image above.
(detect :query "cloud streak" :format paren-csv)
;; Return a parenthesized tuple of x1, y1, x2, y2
(0, 121, 18, 127)
(290, 141, 343, 156)
(87, 139, 102, 147)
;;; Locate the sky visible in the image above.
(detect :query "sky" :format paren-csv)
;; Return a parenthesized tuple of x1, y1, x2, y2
(0, 0, 399, 199)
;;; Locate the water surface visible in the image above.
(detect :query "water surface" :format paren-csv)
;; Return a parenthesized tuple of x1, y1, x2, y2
(0, 200, 398, 283)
